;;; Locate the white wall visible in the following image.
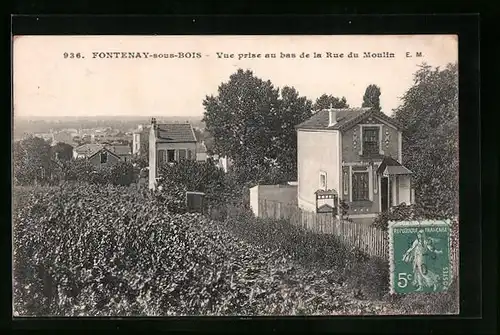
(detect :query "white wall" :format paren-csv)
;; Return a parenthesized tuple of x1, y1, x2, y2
(249, 186, 259, 217)
(196, 152, 208, 161)
(249, 184, 298, 217)
(297, 129, 340, 212)
(398, 175, 411, 205)
(148, 128, 156, 189)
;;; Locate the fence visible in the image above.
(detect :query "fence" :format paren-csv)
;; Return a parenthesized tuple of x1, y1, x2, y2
(258, 199, 459, 278)
(258, 199, 389, 259)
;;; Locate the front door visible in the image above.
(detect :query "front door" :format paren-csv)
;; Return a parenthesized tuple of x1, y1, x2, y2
(381, 176, 389, 211)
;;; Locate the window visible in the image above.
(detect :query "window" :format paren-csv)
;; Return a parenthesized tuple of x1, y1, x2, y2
(362, 127, 380, 155)
(187, 149, 192, 160)
(352, 172, 369, 201)
(167, 150, 175, 162)
(319, 171, 327, 190)
(158, 149, 166, 165)
(100, 151, 108, 164)
(178, 149, 186, 160)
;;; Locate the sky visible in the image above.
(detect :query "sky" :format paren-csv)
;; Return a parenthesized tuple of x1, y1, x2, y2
(13, 35, 458, 119)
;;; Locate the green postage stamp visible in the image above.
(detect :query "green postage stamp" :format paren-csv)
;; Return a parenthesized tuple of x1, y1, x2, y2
(388, 220, 452, 294)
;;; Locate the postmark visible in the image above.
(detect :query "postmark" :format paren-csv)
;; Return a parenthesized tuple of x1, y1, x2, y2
(389, 220, 452, 294)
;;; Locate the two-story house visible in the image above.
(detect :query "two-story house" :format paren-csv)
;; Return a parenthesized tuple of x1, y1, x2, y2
(295, 106, 413, 220)
(148, 118, 198, 189)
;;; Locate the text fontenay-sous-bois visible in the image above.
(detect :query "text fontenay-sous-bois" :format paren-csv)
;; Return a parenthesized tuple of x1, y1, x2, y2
(62, 51, 424, 60)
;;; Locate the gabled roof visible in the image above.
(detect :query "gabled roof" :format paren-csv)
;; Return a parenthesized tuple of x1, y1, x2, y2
(109, 145, 131, 156)
(295, 107, 402, 131)
(88, 146, 121, 160)
(377, 156, 412, 175)
(74, 144, 104, 157)
(154, 123, 197, 143)
(317, 203, 335, 213)
(74, 144, 126, 159)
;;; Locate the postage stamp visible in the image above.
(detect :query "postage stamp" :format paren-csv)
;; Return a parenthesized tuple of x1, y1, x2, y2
(388, 220, 452, 294)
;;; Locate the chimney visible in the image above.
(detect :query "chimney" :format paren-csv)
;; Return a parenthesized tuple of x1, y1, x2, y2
(328, 105, 337, 127)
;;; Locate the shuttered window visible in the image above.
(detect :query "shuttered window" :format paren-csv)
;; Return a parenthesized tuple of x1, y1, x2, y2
(179, 149, 186, 160)
(157, 149, 166, 168)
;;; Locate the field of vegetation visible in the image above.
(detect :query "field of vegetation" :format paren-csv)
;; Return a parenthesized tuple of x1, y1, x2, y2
(13, 183, 411, 316)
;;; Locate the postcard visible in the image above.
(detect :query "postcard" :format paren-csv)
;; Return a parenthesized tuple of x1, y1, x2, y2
(12, 34, 459, 316)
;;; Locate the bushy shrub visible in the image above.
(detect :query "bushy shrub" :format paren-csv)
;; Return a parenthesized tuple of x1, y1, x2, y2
(153, 182, 188, 214)
(108, 161, 136, 186)
(131, 155, 148, 169)
(156, 160, 233, 213)
(221, 205, 352, 279)
(13, 184, 394, 316)
(392, 277, 459, 314)
(62, 159, 95, 182)
(343, 256, 389, 300)
(371, 203, 455, 231)
(60, 160, 136, 186)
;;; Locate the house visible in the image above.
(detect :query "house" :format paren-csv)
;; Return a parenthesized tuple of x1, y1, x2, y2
(108, 145, 132, 162)
(148, 118, 198, 189)
(196, 141, 208, 161)
(295, 106, 413, 220)
(73, 144, 103, 160)
(73, 143, 131, 166)
(132, 124, 151, 155)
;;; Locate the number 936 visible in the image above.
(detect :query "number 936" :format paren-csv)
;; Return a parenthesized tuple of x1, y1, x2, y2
(63, 52, 83, 59)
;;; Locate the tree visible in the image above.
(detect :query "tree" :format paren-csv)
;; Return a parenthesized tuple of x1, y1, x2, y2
(157, 160, 228, 212)
(60, 159, 95, 183)
(51, 142, 74, 161)
(393, 63, 458, 218)
(202, 131, 215, 155)
(193, 128, 204, 142)
(13, 136, 52, 185)
(109, 161, 136, 186)
(203, 69, 280, 161)
(312, 94, 349, 111)
(203, 69, 312, 185)
(272, 86, 313, 181)
(361, 84, 381, 111)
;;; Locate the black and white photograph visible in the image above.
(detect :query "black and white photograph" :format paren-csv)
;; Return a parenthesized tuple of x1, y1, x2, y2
(12, 35, 459, 316)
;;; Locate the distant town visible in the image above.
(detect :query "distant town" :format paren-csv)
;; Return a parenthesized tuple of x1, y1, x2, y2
(13, 116, 205, 141)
